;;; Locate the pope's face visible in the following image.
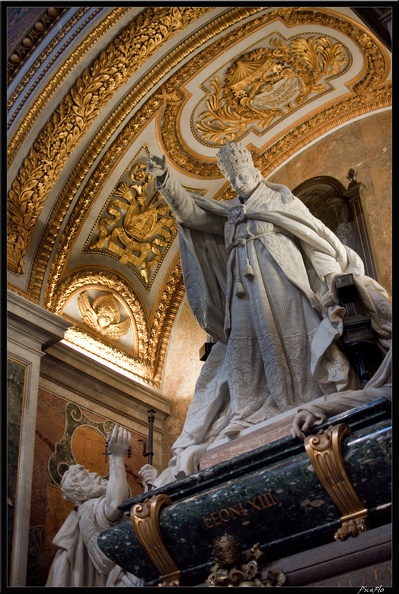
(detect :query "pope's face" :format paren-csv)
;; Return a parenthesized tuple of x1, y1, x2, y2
(229, 169, 260, 199)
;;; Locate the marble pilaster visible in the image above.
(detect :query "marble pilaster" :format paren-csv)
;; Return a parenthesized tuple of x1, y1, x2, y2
(7, 291, 71, 587)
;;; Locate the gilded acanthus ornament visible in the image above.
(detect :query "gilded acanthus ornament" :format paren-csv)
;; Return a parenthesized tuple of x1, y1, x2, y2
(7, 6, 210, 275)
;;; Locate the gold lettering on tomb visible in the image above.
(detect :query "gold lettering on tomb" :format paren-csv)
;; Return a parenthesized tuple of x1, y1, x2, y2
(203, 492, 277, 529)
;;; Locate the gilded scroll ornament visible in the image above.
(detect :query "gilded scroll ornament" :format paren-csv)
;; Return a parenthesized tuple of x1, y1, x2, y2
(304, 423, 368, 540)
(131, 494, 181, 586)
(29, 8, 257, 301)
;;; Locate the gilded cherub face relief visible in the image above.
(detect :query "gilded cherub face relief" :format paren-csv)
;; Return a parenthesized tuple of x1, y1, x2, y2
(78, 291, 131, 339)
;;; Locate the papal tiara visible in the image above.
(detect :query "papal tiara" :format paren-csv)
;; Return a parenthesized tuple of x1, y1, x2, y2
(216, 142, 255, 178)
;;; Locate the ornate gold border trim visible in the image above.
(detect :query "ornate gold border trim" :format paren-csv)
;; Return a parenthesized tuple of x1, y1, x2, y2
(8, 6, 214, 276)
(27, 7, 259, 300)
(7, 7, 109, 158)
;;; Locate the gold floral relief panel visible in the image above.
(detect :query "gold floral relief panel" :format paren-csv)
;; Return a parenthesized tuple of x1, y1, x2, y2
(160, 6, 390, 177)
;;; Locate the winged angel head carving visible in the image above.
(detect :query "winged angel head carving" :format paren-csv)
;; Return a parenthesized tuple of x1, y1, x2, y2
(77, 291, 131, 340)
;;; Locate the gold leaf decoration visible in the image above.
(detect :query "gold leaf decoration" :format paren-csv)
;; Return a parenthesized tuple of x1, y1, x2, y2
(7, 6, 210, 274)
(87, 162, 177, 288)
(195, 35, 348, 144)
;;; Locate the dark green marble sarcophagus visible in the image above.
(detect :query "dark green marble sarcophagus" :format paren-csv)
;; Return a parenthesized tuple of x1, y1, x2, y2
(98, 398, 391, 586)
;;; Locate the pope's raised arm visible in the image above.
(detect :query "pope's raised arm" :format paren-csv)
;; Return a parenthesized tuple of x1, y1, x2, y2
(145, 152, 225, 233)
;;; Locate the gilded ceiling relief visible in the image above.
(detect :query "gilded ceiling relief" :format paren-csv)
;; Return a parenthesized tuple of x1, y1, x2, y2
(51, 260, 185, 386)
(27, 7, 264, 301)
(63, 288, 139, 359)
(7, 6, 211, 276)
(86, 161, 177, 289)
(77, 291, 132, 343)
(193, 34, 348, 145)
(53, 269, 147, 357)
(161, 7, 390, 179)
(7, 6, 117, 161)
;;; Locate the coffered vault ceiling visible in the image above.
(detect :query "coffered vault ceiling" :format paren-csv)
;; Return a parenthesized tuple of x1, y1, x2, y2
(7, 6, 392, 389)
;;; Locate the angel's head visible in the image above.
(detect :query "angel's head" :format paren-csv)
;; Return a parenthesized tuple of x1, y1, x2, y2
(93, 295, 120, 327)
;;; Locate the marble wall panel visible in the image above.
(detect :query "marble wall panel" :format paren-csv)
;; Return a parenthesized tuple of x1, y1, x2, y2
(161, 297, 206, 467)
(7, 358, 27, 586)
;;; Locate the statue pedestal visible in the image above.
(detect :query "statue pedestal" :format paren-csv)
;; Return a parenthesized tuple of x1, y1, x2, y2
(199, 407, 299, 469)
(98, 397, 391, 586)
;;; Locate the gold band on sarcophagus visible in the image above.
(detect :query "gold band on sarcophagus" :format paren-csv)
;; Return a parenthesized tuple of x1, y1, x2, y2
(304, 423, 368, 541)
(130, 494, 181, 586)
